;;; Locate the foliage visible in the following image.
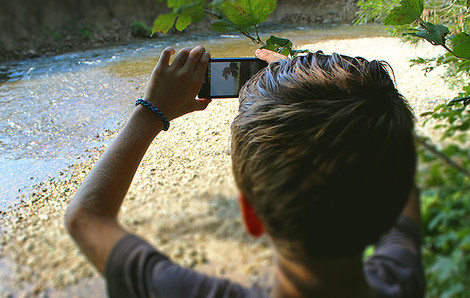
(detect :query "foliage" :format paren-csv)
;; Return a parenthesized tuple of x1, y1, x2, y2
(421, 192, 470, 297)
(153, 0, 206, 33)
(221, 0, 276, 29)
(452, 32, 470, 58)
(153, 0, 303, 57)
(356, 0, 470, 41)
(384, 0, 424, 25)
(210, 0, 276, 44)
(260, 35, 309, 57)
(130, 21, 153, 38)
(356, 0, 400, 23)
(357, 0, 470, 296)
(418, 138, 470, 298)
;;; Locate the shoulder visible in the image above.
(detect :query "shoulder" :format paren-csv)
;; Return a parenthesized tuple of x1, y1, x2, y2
(364, 216, 425, 298)
(106, 234, 266, 298)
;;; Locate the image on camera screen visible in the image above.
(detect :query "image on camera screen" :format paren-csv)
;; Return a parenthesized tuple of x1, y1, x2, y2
(208, 59, 267, 98)
(211, 61, 240, 97)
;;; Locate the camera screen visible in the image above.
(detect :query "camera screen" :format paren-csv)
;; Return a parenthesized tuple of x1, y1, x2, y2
(210, 60, 267, 98)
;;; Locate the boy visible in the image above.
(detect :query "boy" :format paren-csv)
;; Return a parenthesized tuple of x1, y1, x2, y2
(66, 45, 425, 297)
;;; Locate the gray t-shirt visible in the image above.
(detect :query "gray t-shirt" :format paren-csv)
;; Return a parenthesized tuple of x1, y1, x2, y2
(106, 216, 425, 297)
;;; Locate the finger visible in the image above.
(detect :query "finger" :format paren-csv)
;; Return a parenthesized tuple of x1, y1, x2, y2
(184, 46, 206, 72)
(171, 47, 192, 68)
(194, 52, 210, 81)
(255, 49, 287, 63)
(192, 98, 212, 111)
(156, 47, 175, 69)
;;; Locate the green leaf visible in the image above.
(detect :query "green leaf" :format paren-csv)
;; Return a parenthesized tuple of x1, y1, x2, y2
(404, 22, 449, 46)
(168, 0, 196, 8)
(260, 35, 308, 57)
(174, 1, 204, 18)
(222, 0, 277, 30)
(176, 1, 205, 25)
(152, 13, 177, 34)
(384, 0, 424, 25)
(210, 20, 240, 33)
(176, 14, 192, 31)
(261, 35, 293, 56)
(211, 21, 230, 33)
(153, 1, 205, 33)
(451, 33, 470, 59)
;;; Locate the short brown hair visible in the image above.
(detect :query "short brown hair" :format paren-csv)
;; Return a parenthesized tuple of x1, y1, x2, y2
(231, 51, 416, 259)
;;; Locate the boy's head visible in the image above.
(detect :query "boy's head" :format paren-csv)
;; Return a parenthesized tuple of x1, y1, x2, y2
(231, 51, 416, 261)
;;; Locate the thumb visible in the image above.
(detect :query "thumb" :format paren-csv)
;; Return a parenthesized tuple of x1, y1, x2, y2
(192, 98, 212, 111)
(255, 49, 287, 63)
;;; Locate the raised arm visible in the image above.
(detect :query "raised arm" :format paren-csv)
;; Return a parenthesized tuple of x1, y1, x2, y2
(65, 46, 211, 274)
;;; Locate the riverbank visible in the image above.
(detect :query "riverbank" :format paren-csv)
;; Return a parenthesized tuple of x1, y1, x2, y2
(0, 37, 456, 297)
(0, 0, 357, 63)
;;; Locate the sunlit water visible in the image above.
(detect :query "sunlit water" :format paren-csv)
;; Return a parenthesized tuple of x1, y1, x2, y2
(0, 24, 385, 210)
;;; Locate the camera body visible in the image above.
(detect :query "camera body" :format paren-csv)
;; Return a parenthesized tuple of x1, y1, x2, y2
(198, 58, 268, 99)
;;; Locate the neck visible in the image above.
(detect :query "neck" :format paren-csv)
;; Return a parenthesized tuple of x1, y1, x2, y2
(272, 254, 373, 298)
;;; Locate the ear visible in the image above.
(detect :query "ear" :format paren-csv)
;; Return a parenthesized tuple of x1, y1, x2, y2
(238, 193, 265, 238)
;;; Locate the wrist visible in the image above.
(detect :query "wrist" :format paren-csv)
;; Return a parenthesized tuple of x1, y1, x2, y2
(135, 99, 170, 131)
(130, 105, 165, 137)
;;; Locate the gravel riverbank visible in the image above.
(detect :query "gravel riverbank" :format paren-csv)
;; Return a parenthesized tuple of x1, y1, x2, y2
(0, 37, 456, 297)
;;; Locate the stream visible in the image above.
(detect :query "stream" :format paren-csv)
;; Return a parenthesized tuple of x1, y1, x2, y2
(0, 24, 385, 210)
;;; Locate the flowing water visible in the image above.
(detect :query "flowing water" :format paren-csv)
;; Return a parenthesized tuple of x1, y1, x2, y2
(0, 24, 385, 210)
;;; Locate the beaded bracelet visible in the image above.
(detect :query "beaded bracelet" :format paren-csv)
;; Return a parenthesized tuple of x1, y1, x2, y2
(135, 99, 170, 131)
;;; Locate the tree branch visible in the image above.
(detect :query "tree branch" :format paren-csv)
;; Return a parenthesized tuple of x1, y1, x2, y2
(204, 9, 222, 20)
(417, 137, 470, 179)
(241, 31, 260, 44)
(254, 25, 265, 45)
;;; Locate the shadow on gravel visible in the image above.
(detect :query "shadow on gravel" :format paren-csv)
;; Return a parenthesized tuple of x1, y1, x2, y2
(158, 194, 269, 247)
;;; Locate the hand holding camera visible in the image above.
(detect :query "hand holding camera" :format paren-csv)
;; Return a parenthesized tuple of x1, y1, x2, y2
(143, 46, 211, 122)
